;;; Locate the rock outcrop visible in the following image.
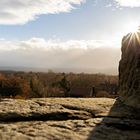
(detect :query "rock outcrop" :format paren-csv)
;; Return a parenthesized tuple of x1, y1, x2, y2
(0, 98, 116, 140)
(119, 31, 140, 108)
(0, 98, 139, 140)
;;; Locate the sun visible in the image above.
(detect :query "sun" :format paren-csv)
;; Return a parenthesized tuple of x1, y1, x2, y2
(122, 22, 140, 46)
(128, 23, 139, 33)
(119, 22, 140, 41)
(125, 22, 139, 34)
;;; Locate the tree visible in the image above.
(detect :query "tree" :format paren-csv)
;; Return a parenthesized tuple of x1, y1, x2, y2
(30, 75, 46, 98)
(0, 75, 30, 98)
(58, 73, 71, 97)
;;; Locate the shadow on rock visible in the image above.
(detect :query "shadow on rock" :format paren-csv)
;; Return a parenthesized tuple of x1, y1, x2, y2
(87, 99, 140, 140)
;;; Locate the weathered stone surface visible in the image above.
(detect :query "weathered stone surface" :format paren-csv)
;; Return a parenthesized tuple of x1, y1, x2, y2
(119, 32, 140, 108)
(0, 98, 114, 122)
(0, 98, 139, 140)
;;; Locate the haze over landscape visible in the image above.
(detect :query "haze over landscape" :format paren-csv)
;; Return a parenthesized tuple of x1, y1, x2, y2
(0, 0, 140, 74)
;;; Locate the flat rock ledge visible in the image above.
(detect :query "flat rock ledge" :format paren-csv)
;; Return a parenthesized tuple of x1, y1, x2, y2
(0, 98, 139, 140)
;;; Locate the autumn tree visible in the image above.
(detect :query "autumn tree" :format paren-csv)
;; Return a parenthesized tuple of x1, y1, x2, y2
(0, 74, 30, 98)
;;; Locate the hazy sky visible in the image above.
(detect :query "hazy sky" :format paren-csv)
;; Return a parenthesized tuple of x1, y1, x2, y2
(0, 0, 140, 74)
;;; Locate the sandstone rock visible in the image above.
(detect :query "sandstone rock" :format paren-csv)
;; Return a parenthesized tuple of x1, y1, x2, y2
(119, 31, 140, 108)
(0, 98, 114, 140)
(0, 98, 139, 140)
(0, 98, 114, 122)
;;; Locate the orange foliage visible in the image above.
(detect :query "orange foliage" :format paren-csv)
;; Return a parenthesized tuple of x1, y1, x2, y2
(0, 74, 30, 98)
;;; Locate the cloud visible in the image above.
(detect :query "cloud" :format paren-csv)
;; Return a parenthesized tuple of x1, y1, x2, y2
(115, 0, 140, 7)
(0, 38, 120, 74)
(0, 0, 84, 25)
(0, 38, 117, 50)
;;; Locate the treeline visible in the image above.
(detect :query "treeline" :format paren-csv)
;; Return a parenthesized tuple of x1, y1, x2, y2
(0, 71, 118, 99)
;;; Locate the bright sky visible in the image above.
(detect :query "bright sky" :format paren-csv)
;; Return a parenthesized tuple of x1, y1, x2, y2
(0, 0, 140, 74)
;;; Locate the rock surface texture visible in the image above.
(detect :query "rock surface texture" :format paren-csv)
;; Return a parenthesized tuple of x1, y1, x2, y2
(0, 32, 140, 140)
(0, 98, 114, 140)
(0, 98, 139, 140)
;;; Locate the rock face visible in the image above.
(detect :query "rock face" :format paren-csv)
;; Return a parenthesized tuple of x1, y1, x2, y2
(119, 31, 140, 108)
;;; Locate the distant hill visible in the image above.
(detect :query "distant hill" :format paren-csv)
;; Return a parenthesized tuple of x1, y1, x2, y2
(0, 66, 118, 75)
